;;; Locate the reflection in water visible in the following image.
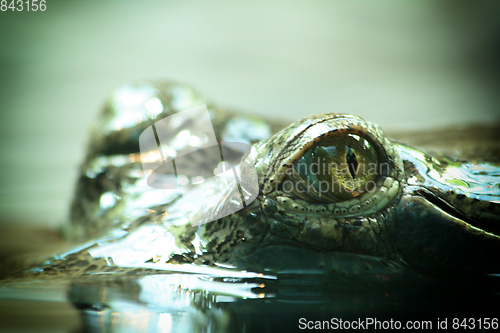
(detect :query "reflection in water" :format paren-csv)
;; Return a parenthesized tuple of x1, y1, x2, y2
(62, 268, 500, 332)
(68, 270, 269, 332)
(1, 221, 500, 332)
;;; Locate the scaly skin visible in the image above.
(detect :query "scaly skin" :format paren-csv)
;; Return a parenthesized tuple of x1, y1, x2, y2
(185, 112, 500, 278)
(3, 81, 500, 284)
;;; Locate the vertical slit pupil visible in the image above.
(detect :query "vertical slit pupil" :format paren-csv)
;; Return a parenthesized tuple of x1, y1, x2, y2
(346, 146, 358, 178)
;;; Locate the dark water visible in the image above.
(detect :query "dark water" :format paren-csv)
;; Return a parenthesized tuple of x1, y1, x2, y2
(1, 262, 499, 332)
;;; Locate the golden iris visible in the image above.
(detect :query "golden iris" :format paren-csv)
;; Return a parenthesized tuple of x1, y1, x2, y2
(294, 134, 379, 201)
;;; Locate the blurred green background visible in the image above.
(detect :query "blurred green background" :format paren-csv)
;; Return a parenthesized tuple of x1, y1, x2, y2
(1, 0, 499, 230)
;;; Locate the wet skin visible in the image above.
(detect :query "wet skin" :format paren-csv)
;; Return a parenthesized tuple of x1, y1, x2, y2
(4, 81, 500, 284)
(177, 111, 500, 279)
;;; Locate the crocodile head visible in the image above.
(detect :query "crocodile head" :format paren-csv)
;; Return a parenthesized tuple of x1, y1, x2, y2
(3, 83, 498, 333)
(52, 82, 499, 283)
(203, 113, 500, 277)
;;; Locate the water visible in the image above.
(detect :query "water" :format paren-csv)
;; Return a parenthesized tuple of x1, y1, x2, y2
(2, 243, 500, 332)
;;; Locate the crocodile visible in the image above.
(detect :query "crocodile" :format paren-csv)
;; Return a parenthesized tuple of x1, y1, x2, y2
(1, 81, 499, 332)
(3, 81, 499, 283)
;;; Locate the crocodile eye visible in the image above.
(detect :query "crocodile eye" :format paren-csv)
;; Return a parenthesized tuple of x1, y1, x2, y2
(293, 133, 380, 201)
